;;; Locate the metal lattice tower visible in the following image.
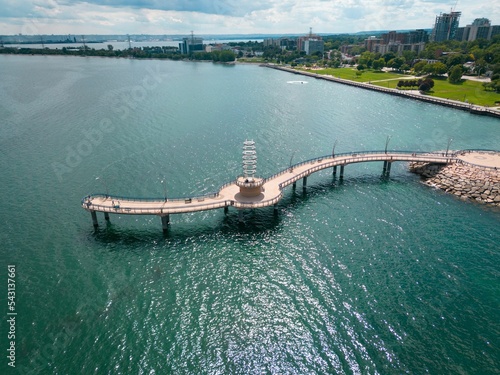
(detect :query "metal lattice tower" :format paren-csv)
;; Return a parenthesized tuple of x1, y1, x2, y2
(242, 140, 257, 179)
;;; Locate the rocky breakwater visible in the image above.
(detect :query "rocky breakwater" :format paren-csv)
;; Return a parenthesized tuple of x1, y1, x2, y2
(409, 157, 500, 207)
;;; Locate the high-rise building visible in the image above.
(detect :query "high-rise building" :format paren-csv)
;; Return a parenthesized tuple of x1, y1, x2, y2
(297, 28, 324, 55)
(179, 34, 204, 54)
(364, 30, 428, 55)
(407, 29, 429, 44)
(455, 18, 500, 41)
(491, 25, 500, 39)
(431, 11, 461, 42)
(303, 39, 324, 55)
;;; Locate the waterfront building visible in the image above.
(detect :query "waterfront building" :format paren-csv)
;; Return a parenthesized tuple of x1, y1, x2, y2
(263, 37, 297, 51)
(297, 29, 324, 55)
(303, 38, 324, 55)
(364, 36, 383, 52)
(364, 31, 427, 55)
(179, 35, 204, 54)
(455, 18, 500, 41)
(406, 29, 429, 44)
(205, 44, 223, 53)
(431, 11, 461, 42)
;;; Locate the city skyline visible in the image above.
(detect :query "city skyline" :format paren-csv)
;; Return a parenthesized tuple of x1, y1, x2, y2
(0, 0, 498, 36)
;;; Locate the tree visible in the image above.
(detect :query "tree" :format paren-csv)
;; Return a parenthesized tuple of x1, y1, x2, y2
(413, 60, 428, 74)
(107, 44, 113, 51)
(448, 64, 463, 83)
(423, 78, 435, 89)
(431, 62, 448, 75)
(474, 58, 487, 76)
(445, 53, 465, 68)
(372, 58, 385, 70)
(419, 82, 431, 92)
(386, 57, 405, 71)
(383, 52, 396, 63)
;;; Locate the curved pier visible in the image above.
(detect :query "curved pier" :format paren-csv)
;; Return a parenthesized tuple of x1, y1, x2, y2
(82, 149, 460, 230)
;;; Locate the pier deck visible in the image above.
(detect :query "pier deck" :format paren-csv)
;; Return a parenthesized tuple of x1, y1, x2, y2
(83, 151, 455, 218)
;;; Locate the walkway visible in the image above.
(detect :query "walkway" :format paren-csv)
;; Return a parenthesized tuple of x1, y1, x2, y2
(82, 150, 454, 218)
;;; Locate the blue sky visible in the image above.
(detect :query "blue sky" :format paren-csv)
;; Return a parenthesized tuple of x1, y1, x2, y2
(0, 0, 498, 35)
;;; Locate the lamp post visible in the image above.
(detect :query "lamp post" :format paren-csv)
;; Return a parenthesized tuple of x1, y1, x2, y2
(289, 151, 295, 172)
(445, 138, 453, 157)
(161, 179, 167, 201)
(385, 135, 392, 154)
(332, 140, 338, 157)
(95, 177, 109, 197)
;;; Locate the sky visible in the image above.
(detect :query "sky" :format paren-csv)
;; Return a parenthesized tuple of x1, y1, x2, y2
(0, 0, 498, 36)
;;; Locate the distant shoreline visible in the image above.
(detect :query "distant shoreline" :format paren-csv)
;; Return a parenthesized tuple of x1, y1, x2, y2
(262, 64, 500, 120)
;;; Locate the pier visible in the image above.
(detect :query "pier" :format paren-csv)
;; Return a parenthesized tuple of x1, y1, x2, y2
(82, 144, 465, 231)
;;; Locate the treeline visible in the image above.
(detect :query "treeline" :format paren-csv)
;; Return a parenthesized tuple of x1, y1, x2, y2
(0, 45, 235, 62)
(188, 50, 236, 62)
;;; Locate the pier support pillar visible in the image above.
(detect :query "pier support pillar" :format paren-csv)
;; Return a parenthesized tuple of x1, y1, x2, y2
(386, 162, 392, 177)
(293, 181, 296, 190)
(303, 176, 308, 189)
(333, 165, 337, 178)
(274, 203, 278, 214)
(91, 211, 98, 228)
(238, 210, 244, 223)
(340, 165, 345, 180)
(382, 160, 388, 175)
(161, 215, 170, 232)
(104, 212, 110, 221)
(224, 206, 229, 215)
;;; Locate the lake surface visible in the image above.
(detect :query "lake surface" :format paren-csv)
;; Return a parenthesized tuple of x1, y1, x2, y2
(1, 55, 499, 374)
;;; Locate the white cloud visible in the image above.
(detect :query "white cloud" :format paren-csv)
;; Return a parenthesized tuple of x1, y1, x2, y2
(0, 0, 498, 35)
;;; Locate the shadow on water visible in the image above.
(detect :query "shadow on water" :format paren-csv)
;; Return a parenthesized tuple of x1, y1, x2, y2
(86, 205, 284, 247)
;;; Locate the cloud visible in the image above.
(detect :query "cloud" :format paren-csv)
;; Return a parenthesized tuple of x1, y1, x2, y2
(0, 0, 498, 35)
(58, 0, 273, 17)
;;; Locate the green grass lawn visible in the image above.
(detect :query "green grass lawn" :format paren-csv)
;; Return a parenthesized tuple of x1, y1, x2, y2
(370, 76, 500, 107)
(237, 57, 267, 63)
(301, 67, 410, 82)
(294, 66, 500, 107)
(425, 77, 499, 107)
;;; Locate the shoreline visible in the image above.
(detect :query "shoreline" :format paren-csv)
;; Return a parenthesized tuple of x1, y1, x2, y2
(262, 64, 500, 119)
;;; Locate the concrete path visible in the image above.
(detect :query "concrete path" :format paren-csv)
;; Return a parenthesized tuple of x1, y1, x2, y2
(456, 151, 500, 168)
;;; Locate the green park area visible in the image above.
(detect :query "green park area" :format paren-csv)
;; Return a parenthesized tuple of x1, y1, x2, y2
(299, 67, 500, 107)
(303, 67, 408, 82)
(418, 77, 499, 107)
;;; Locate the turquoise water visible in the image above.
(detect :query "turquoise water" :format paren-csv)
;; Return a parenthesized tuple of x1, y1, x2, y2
(1, 55, 499, 374)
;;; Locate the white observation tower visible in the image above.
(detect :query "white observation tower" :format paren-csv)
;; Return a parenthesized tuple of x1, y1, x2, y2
(236, 140, 265, 197)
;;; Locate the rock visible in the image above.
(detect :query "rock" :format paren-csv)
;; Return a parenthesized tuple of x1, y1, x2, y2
(409, 159, 499, 207)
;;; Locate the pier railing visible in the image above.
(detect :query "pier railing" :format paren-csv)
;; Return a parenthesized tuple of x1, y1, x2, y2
(264, 150, 449, 183)
(86, 199, 234, 215)
(82, 191, 220, 205)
